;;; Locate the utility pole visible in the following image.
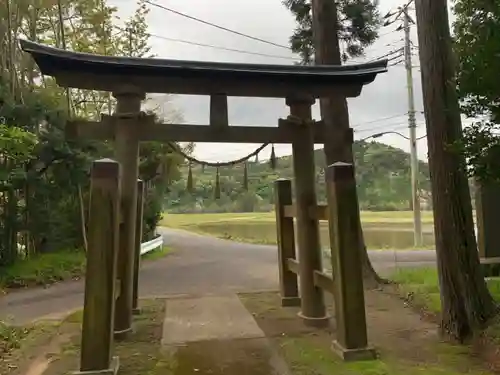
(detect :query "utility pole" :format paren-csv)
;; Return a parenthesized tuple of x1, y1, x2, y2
(402, 7, 423, 247)
(384, 0, 423, 247)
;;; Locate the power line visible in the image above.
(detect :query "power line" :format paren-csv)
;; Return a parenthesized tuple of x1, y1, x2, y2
(369, 47, 403, 62)
(143, 0, 291, 51)
(143, 0, 414, 65)
(113, 26, 298, 61)
(378, 23, 413, 38)
(355, 122, 424, 135)
(355, 121, 407, 133)
(387, 52, 404, 63)
(348, 40, 405, 65)
(351, 113, 408, 129)
(354, 116, 424, 132)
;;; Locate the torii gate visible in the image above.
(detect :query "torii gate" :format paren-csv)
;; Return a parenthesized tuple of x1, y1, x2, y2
(21, 39, 387, 373)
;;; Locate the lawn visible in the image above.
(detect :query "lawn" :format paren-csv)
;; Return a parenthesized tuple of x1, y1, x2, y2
(161, 211, 436, 250)
(239, 291, 496, 375)
(0, 250, 87, 290)
(390, 267, 500, 371)
(391, 267, 500, 314)
(0, 246, 172, 293)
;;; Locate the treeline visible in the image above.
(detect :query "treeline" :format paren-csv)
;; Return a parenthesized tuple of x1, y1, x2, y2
(165, 141, 432, 213)
(0, 0, 184, 269)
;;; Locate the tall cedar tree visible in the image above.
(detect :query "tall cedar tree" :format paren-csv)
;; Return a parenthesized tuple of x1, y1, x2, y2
(283, 0, 379, 64)
(415, 0, 496, 341)
(283, 0, 384, 286)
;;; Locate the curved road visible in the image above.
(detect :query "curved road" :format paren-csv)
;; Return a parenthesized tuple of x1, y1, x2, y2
(0, 228, 436, 325)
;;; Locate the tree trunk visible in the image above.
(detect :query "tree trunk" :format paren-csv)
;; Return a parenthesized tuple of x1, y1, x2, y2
(311, 0, 385, 286)
(415, 0, 496, 341)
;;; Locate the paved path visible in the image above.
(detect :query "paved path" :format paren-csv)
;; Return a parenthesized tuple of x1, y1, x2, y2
(0, 228, 437, 325)
(160, 293, 292, 374)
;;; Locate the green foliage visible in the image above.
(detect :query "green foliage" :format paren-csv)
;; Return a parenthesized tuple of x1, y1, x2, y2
(142, 246, 172, 261)
(0, 124, 36, 190)
(391, 267, 500, 314)
(165, 141, 431, 213)
(283, 0, 381, 63)
(0, 249, 86, 289)
(0, 322, 29, 356)
(457, 122, 500, 182)
(138, 112, 186, 239)
(142, 186, 165, 240)
(0, 0, 184, 284)
(454, 0, 500, 120)
(453, 1, 500, 181)
(121, 0, 152, 58)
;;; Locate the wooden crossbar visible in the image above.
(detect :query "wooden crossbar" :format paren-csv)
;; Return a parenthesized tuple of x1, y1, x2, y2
(286, 258, 334, 294)
(313, 270, 334, 294)
(480, 257, 500, 265)
(67, 119, 327, 144)
(282, 204, 329, 220)
(283, 205, 296, 218)
(287, 258, 300, 275)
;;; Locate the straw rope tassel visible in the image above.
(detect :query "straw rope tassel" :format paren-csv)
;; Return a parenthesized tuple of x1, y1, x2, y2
(243, 162, 249, 191)
(214, 167, 221, 199)
(270, 144, 276, 170)
(186, 162, 194, 193)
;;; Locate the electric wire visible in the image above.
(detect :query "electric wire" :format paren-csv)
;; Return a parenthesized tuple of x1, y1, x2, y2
(144, 0, 290, 50)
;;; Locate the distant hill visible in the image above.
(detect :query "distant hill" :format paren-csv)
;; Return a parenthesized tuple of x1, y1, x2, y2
(164, 140, 431, 213)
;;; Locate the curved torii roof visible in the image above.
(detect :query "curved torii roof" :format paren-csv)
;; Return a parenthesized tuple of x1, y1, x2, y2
(20, 39, 387, 98)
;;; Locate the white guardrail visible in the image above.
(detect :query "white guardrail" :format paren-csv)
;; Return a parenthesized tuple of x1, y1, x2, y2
(140, 234, 163, 255)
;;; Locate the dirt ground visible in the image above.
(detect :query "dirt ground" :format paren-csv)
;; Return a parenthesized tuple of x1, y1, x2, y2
(240, 289, 497, 375)
(6, 289, 500, 375)
(0, 321, 65, 375)
(17, 299, 289, 375)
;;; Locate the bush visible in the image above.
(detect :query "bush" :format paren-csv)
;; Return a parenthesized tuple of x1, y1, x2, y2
(0, 321, 29, 356)
(0, 250, 86, 289)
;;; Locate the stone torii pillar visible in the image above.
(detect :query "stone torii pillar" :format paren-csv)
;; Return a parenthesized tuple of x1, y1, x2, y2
(111, 87, 144, 339)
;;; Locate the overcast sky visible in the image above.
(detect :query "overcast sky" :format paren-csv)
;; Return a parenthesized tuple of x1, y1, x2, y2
(108, 0, 455, 163)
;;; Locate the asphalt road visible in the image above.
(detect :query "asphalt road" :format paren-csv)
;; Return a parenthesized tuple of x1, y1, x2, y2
(0, 228, 437, 325)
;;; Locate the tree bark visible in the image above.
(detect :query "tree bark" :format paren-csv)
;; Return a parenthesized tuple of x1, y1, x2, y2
(415, 0, 496, 340)
(311, 0, 385, 287)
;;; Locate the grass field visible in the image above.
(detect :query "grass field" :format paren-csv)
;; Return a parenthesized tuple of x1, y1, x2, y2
(161, 211, 436, 250)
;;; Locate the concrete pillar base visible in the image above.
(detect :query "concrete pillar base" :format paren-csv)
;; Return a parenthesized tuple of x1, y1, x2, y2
(71, 356, 120, 375)
(113, 327, 133, 341)
(331, 340, 377, 362)
(298, 312, 331, 328)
